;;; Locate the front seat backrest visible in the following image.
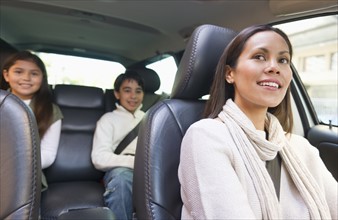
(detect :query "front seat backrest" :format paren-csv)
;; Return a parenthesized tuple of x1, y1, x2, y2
(133, 25, 237, 219)
(0, 90, 41, 220)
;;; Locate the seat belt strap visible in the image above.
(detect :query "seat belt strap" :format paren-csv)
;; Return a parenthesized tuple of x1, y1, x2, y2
(114, 122, 141, 154)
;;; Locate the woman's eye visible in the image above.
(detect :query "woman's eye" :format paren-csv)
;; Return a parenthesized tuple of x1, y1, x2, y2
(280, 58, 290, 64)
(254, 54, 265, 61)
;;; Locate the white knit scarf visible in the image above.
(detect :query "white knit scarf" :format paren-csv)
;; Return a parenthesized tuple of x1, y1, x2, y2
(217, 99, 331, 219)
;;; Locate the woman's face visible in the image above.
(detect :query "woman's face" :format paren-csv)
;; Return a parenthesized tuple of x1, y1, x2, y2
(3, 60, 43, 100)
(226, 31, 292, 114)
(114, 79, 144, 113)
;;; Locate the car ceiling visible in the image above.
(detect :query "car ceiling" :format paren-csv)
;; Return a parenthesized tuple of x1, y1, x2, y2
(1, 0, 337, 66)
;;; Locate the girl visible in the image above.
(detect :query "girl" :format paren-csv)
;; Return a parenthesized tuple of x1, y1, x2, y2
(1, 51, 63, 173)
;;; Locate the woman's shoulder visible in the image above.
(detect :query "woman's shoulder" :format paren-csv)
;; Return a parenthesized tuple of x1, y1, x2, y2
(287, 133, 320, 161)
(288, 134, 315, 150)
(287, 133, 337, 186)
(189, 117, 222, 128)
(182, 118, 235, 157)
(186, 118, 230, 138)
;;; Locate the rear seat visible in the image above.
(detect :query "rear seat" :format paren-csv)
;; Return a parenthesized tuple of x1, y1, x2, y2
(41, 84, 107, 219)
(41, 77, 167, 219)
(105, 67, 169, 112)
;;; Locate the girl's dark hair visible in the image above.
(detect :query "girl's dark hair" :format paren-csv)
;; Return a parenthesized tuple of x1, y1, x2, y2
(204, 24, 294, 133)
(1, 50, 53, 138)
(114, 70, 145, 92)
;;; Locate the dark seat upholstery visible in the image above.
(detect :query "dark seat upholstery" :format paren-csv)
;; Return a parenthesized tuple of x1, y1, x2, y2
(57, 207, 115, 220)
(135, 67, 169, 111)
(0, 90, 41, 220)
(104, 67, 169, 112)
(40, 85, 107, 220)
(0, 38, 17, 73)
(133, 25, 237, 219)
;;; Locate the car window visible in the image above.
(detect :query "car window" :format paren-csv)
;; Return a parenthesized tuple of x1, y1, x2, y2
(35, 52, 177, 95)
(146, 55, 178, 94)
(34, 52, 126, 90)
(275, 15, 338, 126)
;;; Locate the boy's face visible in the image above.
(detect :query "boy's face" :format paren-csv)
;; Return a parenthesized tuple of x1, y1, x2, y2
(114, 79, 144, 113)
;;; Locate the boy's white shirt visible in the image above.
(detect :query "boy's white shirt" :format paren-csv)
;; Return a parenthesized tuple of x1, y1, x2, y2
(91, 104, 145, 171)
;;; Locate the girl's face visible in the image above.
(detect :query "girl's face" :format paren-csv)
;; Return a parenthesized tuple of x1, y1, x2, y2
(3, 60, 43, 100)
(226, 31, 292, 114)
(114, 79, 144, 113)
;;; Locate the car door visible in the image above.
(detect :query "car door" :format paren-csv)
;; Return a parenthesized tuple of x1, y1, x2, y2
(276, 14, 338, 180)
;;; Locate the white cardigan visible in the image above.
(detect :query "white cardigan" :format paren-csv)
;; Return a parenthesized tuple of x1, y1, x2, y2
(178, 118, 337, 219)
(91, 104, 145, 171)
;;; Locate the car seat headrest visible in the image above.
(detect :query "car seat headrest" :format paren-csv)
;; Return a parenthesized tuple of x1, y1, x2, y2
(171, 24, 237, 99)
(54, 84, 104, 109)
(129, 68, 160, 93)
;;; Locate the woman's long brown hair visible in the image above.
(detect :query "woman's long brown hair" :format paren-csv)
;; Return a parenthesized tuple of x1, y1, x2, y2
(204, 25, 294, 133)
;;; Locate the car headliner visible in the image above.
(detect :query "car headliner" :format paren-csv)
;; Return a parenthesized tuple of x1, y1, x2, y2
(0, 0, 337, 66)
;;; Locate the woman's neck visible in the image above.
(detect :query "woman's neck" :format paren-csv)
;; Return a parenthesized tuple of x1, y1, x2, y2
(235, 101, 267, 131)
(247, 111, 266, 131)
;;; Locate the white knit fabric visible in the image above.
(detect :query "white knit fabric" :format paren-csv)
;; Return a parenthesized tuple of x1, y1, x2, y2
(219, 99, 331, 219)
(91, 104, 145, 171)
(178, 99, 337, 219)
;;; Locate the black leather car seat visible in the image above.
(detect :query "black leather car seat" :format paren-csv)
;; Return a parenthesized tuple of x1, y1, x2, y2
(134, 67, 169, 111)
(40, 85, 106, 219)
(0, 39, 17, 75)
(104, 67, 169, 112)
(132, 25, 237, 219)
(0, 90, 41, 220)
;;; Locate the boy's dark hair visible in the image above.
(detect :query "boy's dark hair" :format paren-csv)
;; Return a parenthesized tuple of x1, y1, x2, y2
(114, 70, 145, 92)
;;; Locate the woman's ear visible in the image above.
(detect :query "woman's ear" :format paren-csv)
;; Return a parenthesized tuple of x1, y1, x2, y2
(224, 65, 234, 84)
(113, 90, 120, 100)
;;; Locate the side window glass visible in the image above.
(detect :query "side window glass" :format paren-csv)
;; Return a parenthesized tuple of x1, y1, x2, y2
(35, 52, 126, 90)
(275, 15, 338, 126)
(146, 56, 178, 95)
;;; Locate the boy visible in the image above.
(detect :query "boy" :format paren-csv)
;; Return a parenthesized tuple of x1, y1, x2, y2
(91, 71, 145, 219)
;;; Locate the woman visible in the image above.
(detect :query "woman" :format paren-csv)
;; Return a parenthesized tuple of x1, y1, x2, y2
(1, 51, 63, 174)
(178, 25, 337, 219)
